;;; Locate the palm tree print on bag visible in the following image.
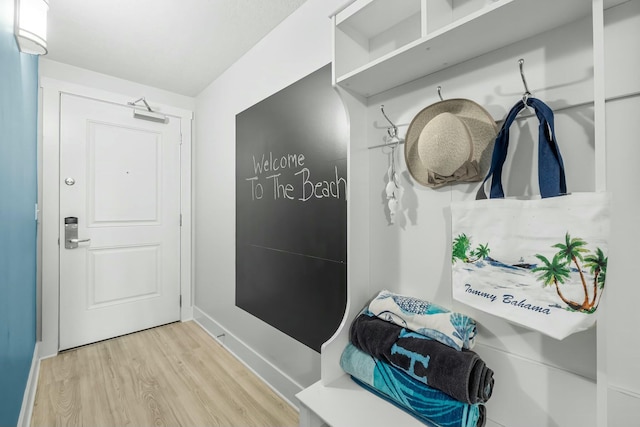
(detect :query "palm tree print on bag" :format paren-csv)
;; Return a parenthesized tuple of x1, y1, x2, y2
(452, 232, 607, 314)
(532, 253, 580, 311)
(533, 232, 607, 313)
(452, 233, 490, 263)
(584, 248, 607, 309)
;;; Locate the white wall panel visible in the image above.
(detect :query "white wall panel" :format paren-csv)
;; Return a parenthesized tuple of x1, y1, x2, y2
(193, 0, 350, 401)
(603, 1, 640, 99)
(604, 96, 640, 394)
(479, 345, 596, 427)
(608, 387, 640, 426)
(602, 0, 640, 406)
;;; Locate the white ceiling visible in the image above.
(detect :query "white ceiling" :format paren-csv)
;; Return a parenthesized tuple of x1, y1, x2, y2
(46, 0, 309, 97)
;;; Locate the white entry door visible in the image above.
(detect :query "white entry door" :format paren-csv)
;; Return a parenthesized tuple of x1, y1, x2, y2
(59, 94, 182, 351)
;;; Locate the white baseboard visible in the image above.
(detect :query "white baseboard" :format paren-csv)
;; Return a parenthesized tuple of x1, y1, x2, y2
(17, 342, 40, 427)
(192, 306, 302, 409)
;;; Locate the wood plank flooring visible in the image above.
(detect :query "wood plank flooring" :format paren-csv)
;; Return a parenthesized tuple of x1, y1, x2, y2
(31, 321, 299, 427)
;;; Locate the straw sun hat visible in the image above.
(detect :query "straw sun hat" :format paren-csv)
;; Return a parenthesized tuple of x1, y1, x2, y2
(404, 99, 498, 188)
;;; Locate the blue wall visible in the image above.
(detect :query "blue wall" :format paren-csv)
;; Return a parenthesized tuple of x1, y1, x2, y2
(0, 0, 38, 424)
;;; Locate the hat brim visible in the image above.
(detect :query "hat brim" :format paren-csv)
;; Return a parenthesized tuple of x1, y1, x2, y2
(404, 98, 498, 187)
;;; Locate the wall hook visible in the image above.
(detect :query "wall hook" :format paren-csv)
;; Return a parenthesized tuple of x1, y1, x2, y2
(518, 58, 532, 104)
(437, 85, 444, 101)
(380, 104, 398, 139)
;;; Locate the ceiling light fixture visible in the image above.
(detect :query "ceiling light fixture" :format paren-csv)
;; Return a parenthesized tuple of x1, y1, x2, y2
(14, 0, 49, 55)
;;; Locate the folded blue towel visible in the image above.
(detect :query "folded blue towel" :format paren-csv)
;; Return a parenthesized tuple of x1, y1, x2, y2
(369, 290, 477, 351)
(350, 312, 494, 404)
(340, 344, 485, 427)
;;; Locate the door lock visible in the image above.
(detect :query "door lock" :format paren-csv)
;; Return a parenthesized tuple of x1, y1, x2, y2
(64, 217, 91, 249)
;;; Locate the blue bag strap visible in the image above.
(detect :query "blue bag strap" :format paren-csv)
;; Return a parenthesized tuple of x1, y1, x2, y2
(477, 97, 566, 199)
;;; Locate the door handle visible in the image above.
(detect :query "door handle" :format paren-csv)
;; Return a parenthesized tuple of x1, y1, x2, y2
(68, 238, 91, 244)
(64, 217, 91, 249)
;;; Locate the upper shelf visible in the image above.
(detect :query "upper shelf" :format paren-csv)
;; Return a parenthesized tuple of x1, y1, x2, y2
(333, 0, 596, 98)
(336, 0, 421, 38)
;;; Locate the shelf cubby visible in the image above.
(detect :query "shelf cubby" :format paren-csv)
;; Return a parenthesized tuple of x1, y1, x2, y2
(334, 0, 595, 97)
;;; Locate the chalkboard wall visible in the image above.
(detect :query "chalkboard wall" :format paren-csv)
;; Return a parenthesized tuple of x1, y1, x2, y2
(235, 65, 348, 352)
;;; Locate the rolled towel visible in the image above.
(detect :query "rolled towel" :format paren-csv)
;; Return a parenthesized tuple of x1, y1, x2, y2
(369, 290, 476, 351)
(350, 312, 494, 404)
(340, 343, 486, 427)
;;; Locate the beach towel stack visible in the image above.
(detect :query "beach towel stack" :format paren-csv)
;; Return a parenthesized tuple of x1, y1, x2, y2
(340, 290, 494, 427)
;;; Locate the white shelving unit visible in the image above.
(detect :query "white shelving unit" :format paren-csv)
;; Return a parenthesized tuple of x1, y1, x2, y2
(297, 0, 624, 425)
(334, 0, 600, 98)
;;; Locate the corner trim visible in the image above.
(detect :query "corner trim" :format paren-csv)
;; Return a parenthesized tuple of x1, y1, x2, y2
(17, 342, 40, 427)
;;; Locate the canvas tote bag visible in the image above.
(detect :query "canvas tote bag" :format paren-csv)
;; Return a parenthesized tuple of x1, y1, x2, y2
(451, 98, 611, 340)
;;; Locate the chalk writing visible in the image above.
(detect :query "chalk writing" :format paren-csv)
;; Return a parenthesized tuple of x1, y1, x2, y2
(266, 174, 295, 200)
(245, 151, 347, 202)
(252, 152, 305, 175)
(295, 166, 346, 201)
(246, 176, 264, 200)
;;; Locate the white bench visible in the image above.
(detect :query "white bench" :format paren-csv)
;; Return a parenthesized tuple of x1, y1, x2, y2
(296, 374, 429, 427)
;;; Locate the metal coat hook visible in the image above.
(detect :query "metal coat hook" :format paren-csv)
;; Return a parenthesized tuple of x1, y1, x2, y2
(380, 104, 398, 140)
(380, 105, 401, 184)
(380, 105, 402, 225)
(437, 85, 444, 101)
(518, 58, 532, 104)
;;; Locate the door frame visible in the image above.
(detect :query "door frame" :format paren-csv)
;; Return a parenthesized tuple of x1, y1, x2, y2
(39, 78, 194, 357)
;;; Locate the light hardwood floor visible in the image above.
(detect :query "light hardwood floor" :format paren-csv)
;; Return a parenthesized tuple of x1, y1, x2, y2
(31, 321, 299, 427)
